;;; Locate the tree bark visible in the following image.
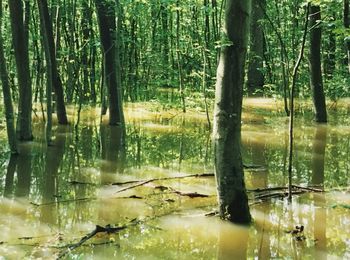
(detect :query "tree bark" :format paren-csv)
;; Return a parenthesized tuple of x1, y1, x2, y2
(0, 0, 17, 153)
(309, 4, 327, 123)
(213, 0, 251, 224)
(8, 0, 33, 140)
(94, 0, 124, 125)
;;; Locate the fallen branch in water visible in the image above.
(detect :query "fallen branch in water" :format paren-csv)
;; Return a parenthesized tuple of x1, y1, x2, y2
(114, 173, 214, 194)
(30, 197, 96, 207)
(113, 173, 214, 186)
(68, 180, 97, 186)
(291, 185, 323, 192)
(252, 184, 323, 201)
(115, 186, 213, 200)
(248, 185, 323, 193)
(248, 186, 290, 193)
(254, 190, 305, 200)
(112, 165, 263, 187)
(57, 222, 134, 259)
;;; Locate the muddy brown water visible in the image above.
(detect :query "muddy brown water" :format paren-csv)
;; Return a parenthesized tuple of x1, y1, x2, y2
(0, 100, 349, 259)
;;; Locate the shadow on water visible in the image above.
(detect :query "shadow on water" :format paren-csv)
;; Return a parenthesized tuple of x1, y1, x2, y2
(3, 145, 32, 198)
(4, 154, 17, 197)
(40, 125, 67, 224)
(100, 124, 126, 175)
(217, 224, 249, 260)
(312, 125, 327, 260)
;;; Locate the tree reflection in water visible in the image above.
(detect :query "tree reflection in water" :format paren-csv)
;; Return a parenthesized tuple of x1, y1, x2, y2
(312, 125, 327, 259)
(0, 105, 349, 259)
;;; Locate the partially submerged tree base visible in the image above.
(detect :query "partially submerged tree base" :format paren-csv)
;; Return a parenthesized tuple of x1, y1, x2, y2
(213, 0, 252, 225)
(218, 192, 252, 225)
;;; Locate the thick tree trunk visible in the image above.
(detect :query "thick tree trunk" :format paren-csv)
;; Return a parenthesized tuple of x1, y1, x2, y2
(213, 0, 251, 224)
(309, 5, 327, 123)
(94, 0, 124, 126)
(247, 0, 265, 96)
(0, 0, 17, 153)
(8, 0, 33, 140)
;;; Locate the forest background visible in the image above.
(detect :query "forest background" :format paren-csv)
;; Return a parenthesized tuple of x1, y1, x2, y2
(0, 0, 349, 258)
(0, 0, 349, 150)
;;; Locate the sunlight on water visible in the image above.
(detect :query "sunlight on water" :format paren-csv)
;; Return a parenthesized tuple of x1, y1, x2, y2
(0, 99, 349, 258)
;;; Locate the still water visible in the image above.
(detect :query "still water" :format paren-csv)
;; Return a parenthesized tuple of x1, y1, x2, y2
(0, 99, 349, 259)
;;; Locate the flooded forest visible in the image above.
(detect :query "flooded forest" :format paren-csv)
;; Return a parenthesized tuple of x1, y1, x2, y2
(0, 0, 349, 259)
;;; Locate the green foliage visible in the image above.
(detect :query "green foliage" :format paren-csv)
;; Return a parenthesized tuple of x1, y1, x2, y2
(0, 0, 347, 110)
(325, 75, 350, 101)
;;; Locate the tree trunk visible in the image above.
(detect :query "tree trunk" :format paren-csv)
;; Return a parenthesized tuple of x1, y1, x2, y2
(309, 4, 327, 123)
(247, 0, 265, 96)
(344, 0, 350, 73)
(213, 0, 251, 224)
(94, 0, 124, 126)
(0, 0, 17, 153)
(37, 0, 53, 144)
(176, 0, 186, 113)
(8, 0, 33, 140)
(81, 0, 92, 103)
(323, 14, 336, 79)
(38, 0, 68, 124)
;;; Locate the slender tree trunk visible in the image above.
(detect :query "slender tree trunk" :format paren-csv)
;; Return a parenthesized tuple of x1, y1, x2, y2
(247, 0, 265, 96)
(94, 0, 124, 125)
(309, 4, 327, 123)
(176, 0, 186, 113)
(213, 0, 252, 224)
(38, 0, 68, 124)
(8, 0, 33, 140)
(81, 0, 92, 103)
(161, 2, 169, 72)
(260, 3, 290, 115)
(23, 0, 30, 51)
(0, 0, 17, 153)
(344, 0, 350, 73)
(288, 3, 310, 202)
(323, 14, 336, 79)
(64, 0, 78, 104)
(37, 0, 53, 145)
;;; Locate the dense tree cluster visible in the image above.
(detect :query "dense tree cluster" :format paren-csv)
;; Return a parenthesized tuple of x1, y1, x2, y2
(0, 1, 348, 132)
